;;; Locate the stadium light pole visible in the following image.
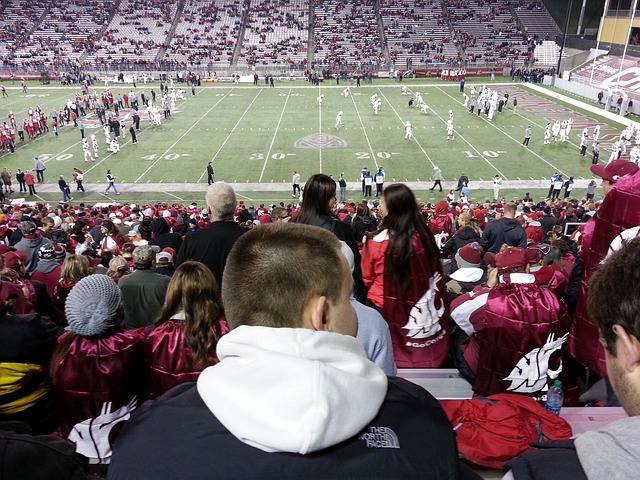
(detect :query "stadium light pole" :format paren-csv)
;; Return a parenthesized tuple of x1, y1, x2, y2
(577, 0, 587, 34)
(555, 0, 573, 84)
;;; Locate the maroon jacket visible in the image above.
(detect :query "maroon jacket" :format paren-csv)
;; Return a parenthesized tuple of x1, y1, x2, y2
(569, 170, 640, 375)
(143, 318, 229, 399)
(50, 328, 145, 464)
(473, 274, 578, 403)
(382, 232, 450, 368)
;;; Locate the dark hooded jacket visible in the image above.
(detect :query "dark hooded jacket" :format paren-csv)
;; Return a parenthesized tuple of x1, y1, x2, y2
(443, 226, 482, 256)
(148, 218, 182, 253)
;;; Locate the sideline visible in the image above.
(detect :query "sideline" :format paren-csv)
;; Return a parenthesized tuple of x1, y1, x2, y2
(522, 83, 634, 127)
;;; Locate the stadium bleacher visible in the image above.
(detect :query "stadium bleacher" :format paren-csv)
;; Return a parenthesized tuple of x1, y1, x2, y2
(0, 0, 568, 72)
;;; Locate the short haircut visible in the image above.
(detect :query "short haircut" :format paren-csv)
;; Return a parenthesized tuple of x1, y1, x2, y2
(222, 223, 344, 330)
(588, 237, 640, 355)
(503, 202, 517, 216)
(205, 182, 236, 220)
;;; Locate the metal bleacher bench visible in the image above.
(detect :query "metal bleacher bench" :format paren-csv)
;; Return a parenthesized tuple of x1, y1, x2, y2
(397, 368, 474, 400)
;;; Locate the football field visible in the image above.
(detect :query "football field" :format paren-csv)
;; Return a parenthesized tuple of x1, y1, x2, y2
(0, 78, 624, 205)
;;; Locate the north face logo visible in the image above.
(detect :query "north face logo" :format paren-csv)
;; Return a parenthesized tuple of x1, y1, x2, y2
(359, 426, 400, 449)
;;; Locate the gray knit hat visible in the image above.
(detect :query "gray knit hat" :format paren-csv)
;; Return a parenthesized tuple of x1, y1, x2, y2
(65, 274, 122, 336)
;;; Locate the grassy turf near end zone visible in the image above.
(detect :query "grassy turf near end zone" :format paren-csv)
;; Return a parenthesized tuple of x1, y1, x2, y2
(0, 77, 623, 207)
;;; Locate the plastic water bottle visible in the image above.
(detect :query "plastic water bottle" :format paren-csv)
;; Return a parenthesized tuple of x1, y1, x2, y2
(545, 380, 564, 415)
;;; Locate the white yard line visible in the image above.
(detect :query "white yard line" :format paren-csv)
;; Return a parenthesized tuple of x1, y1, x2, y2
(163, 191, 185, 202)
(197, 88, 264, 183)
(318, 86, 323, 173)
(349, 92, 379, 171)
(435, 86, 567, 178)
(138, 91, 234, 183)
(376, 88, 435, 169)
(259, 88, 291, 182)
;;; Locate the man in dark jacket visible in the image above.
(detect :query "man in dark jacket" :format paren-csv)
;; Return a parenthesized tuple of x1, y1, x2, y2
(175, 182, 248, 286)
(539, 206, 557, 237)
(109, 223, 464, 479)
(479, 202, 527, 254)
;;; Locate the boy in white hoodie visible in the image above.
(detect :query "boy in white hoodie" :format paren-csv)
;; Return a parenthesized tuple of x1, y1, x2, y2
(109, 223, 462, 479)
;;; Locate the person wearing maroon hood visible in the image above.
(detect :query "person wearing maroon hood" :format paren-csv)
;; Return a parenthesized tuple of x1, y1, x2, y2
(429, 200, 454, 252)
(524, 212, 543, 244)
(568, 160, 640, 381)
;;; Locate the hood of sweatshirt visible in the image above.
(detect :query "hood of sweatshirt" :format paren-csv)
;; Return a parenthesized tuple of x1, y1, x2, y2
(150, 217, 169, 236)
(35, 258, 59, 274)
(456, 226, 481, 241)
(197, 326, 388, 454)
(575, 416, 640, 480)
(498, 217, 520, 232)
(435, 200, 449, 215)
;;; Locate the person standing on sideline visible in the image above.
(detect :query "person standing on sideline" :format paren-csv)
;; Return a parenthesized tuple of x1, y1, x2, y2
(207, 162, 215, 185)
(335, 111, 343, 128)
(363, 169, 373, 197)
(586, 179, 597, 201)
(430, 166, 443, 192)
(338, 173, 347, 202)
(58, 175, 72, 202)
(456, 172, 469, 191)
(551, 174, 564, 201)
(34, 157, 45, 183)
(522, 126, 531, 147)
(592, 141, 600, 164)
(292, 170, 301, 197)
(360, 167, 367, 194)
(24, 170, 36, 195)
(512, 96, 518, 113)
(492, 175, 502, 200)
(78, 119, 85, 139)
(564, 176, 574, 198)
(73, 168, 85, 192)
(129, 124, 137, 144)
(104, 169, 120, 195)
(374, 167, 385, 196)
(16, 168, 26, 193)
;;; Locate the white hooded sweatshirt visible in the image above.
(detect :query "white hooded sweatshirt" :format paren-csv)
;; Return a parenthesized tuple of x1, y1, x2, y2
(197, 326, 388, 454)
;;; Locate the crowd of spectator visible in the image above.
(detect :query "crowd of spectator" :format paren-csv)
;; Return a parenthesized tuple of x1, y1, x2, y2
(0, 0, 563, 71)
(239, 0, 308, 68)
(1, 157, 639, 475)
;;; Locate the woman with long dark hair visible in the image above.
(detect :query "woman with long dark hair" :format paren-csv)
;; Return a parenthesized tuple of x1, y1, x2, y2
(144, 261, 229, 398)
(291, 173, 363, 296)
(361, 183, 450, 368)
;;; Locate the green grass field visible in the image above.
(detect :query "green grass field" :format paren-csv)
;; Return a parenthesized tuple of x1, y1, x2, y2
(0, 77, 625, 206)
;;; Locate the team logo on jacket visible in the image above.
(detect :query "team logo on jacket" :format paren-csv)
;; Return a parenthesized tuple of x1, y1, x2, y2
(359, 426, 400, 449)
(503, 333, 567, 394)
(68, 397, 137, 464)
(403, 272, 445, 339)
